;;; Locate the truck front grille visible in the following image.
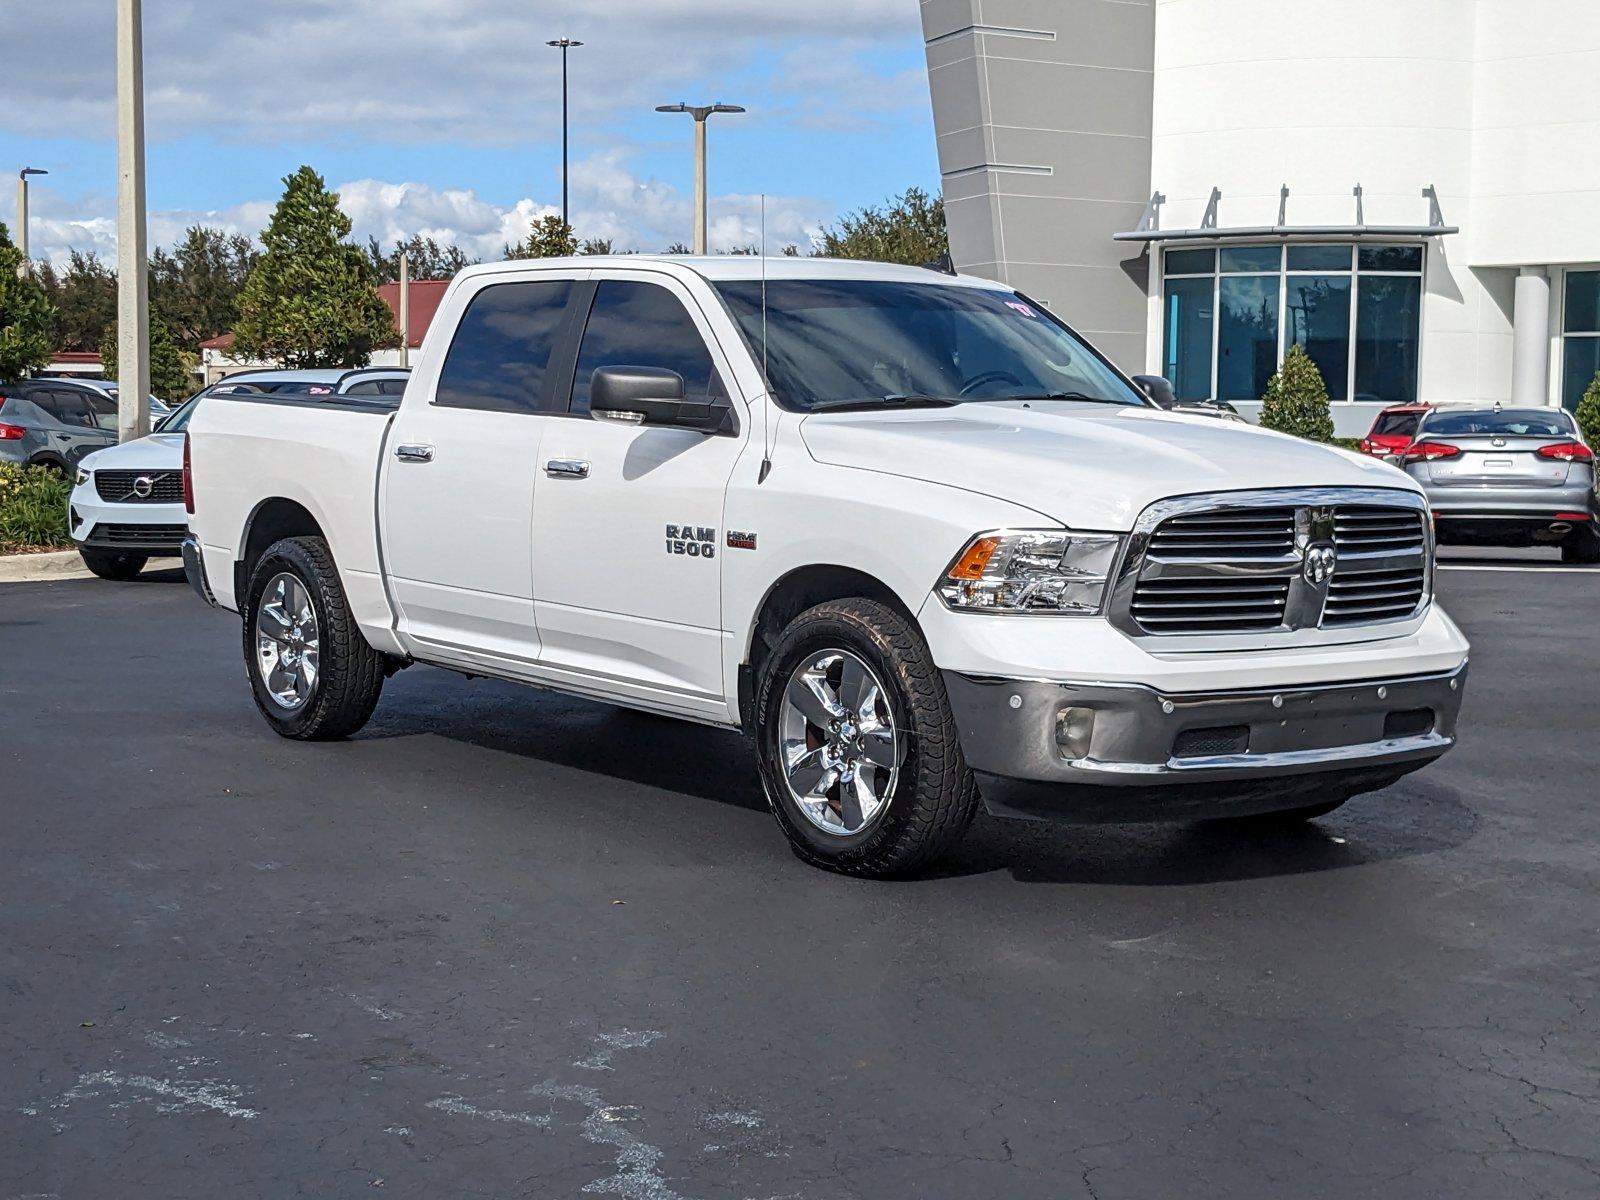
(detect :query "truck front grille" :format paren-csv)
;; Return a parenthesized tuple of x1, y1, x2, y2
(94, 469, 183, 503)
(1118, 490, 1430, 638)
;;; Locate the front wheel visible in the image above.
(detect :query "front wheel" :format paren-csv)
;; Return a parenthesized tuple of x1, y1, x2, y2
(754, 598, 978, 877)
(80, 549, 148, 581)
(242, 536, 385, 740)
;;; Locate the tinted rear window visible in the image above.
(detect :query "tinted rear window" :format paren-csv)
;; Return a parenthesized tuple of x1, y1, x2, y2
(1422, 409, 1574, 437)
(1373, 411, 1420, 436)
(436, 280, 573, 413)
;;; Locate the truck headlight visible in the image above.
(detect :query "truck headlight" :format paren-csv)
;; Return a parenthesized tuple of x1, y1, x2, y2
(937, 530, 1124, 615)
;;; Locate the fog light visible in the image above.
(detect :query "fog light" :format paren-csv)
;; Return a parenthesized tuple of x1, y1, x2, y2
(1055, 706, 1095, 759)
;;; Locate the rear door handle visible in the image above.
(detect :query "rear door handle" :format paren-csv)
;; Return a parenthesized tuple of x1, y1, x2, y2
(544, 459, 589, 479)
(394, 443, 434, 463)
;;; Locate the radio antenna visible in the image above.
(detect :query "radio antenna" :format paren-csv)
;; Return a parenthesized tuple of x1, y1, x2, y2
(758, 193, 772, 483)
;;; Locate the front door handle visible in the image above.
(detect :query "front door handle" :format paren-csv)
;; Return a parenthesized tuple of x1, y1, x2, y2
(544, 459, 590, 479)
(394, 443, 434, 463)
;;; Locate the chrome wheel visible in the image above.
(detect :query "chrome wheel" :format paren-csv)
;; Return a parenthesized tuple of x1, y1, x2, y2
(254, 571, 319, 711)
(779, 648, 901, 836)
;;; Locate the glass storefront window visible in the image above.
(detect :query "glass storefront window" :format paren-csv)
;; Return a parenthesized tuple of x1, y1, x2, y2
(1355, 275, 1421, 404)
(1161, 242, 1423, 404)
(1162, 277, 1213, 401)
(1218, 276, 1280, 400)
(1563, 271, 1600, 410)
(1221, 246, 1281, 273)
(1284, 275, 1352, 401)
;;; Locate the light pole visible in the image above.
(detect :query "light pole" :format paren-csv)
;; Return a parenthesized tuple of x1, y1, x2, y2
(546, 38, 583, 232)
(116, 0, 150, 442)
(655, 102, 745, 255)
(16, 168, 47, 276)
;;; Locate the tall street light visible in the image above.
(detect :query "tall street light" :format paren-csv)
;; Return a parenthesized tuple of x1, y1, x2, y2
(546, 38, 583, 232)
(16, 167, 47, 276)
(116, 0, 150, 441)
(655, 102, 745, 255)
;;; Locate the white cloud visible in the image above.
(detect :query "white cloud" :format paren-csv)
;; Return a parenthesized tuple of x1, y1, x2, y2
(10, 154, 832, 267)
(3, 0, 921, 145)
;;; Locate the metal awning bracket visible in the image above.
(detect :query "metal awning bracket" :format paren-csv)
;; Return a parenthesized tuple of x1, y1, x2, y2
(1200, 187, 1221, 230)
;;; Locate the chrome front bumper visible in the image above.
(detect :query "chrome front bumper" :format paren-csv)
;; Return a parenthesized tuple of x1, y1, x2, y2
(942, 664, 1467, 822)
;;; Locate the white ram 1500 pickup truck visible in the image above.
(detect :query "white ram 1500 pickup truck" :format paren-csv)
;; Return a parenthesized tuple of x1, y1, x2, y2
(183, 256, 1469, 876)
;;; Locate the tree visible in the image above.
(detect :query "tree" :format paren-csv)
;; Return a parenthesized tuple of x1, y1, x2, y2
(814, 186, 948, 265)
(40, 249, 117, 352)
(578, 237, 614, 256)
(232, 166, 398, 368)
(1576, 370, 1600, 452)
(364, 234, 473, 283)
(1259, 343, 1335, 442)
(100, 317, 193, 401)
(663, 242, 692, 255)
(504, 214, 578, 260)
(150, 226, 258, 349)
(0, 222, 56, 383)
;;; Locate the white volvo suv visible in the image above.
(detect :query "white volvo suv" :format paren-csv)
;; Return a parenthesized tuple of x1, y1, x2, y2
(181, 257, 1469, 876)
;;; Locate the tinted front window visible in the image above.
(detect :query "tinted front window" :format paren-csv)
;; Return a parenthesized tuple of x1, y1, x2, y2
(81, 391, 119, 430)
(436, 280, 573, 413)
(1421, 409, 1574, 437)
(49, 389, 103, 430)
(571, 281, 723, 415)
(715, 279, 1144, 411)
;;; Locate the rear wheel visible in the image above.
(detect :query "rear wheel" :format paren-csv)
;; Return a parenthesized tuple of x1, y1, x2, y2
(754, 598, 978, 877)
(79, 549, 148, 580)
(1561, 525, 1600, 564)
(242, 536, 384, 740)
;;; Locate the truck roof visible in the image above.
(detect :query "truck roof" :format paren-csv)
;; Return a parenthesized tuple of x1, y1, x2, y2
(454, 255, 1013, 289)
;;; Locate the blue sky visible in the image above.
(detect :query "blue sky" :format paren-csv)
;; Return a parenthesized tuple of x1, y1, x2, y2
(1, 1, 938, 265)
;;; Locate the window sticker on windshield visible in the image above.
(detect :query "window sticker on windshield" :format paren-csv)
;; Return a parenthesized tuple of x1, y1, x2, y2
(1005, 301, 1037, 318)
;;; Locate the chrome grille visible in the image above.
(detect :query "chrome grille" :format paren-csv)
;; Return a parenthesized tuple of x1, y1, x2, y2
(1146, 508, 1296, 558)
(1116, 489, 1430, 638)
(1129, 576, 1291, 632)
(94, 469, 183, 504)
(1323, 564, 1427, 625)
(1333, 506, 1426, 553)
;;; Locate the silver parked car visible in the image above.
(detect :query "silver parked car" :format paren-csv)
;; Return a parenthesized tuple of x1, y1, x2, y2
(1399, 405, 1599, 562)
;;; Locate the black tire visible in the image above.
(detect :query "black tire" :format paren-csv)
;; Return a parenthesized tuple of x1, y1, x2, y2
(242, 536, 384, 740)
(753, 598, 978, 877)
(27, 457, 68, 478)
(80, 549, 148, 580)
(1561, 525, 1600, 564)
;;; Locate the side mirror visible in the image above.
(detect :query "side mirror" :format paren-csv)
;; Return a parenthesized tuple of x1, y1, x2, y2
(589, 365, 718, 431)
(1131, 374, 1177, 409)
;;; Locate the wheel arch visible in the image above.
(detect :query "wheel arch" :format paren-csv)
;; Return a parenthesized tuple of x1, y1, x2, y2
(235, 496, 327, 604)
(737, 563, 921, 735)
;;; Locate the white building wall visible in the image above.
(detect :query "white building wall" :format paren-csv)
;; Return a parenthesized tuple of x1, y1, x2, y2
(1141, 0, 1600, 426)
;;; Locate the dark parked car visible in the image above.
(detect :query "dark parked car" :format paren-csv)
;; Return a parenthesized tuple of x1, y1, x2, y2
(0, 379, 119, 474)
(1399, 405, 1599, 562)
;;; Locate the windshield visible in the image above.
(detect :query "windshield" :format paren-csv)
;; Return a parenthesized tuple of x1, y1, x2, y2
(1421, 409, 1574, 438)
(715, 279, 1148, 411)
(159, 397, 201, 432)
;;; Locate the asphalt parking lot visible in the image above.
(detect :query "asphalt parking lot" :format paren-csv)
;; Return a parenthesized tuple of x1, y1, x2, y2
(3, 552, 1597, 1199)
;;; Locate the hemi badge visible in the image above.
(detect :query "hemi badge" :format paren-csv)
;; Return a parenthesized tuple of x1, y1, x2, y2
(726, 530, 758, 550)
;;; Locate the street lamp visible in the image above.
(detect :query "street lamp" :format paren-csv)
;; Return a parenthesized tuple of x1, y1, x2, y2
(655, 102, 745, 255)
(15, 167, 47, 275)
(546, 38, 583, 232)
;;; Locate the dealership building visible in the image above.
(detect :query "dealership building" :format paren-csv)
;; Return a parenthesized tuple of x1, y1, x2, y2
(920, 0, 1600, 433)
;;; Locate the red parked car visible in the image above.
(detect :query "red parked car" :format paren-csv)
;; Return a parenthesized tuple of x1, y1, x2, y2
(1358, 404, 1432, 457)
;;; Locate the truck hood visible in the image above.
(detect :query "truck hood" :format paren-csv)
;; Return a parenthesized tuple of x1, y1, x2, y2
(798, 401, 1418, 530)
(80, 431, 185, 473)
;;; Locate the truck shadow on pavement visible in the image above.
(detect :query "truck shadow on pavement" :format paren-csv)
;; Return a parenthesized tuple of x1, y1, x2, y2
(369, 671, 1479, 888)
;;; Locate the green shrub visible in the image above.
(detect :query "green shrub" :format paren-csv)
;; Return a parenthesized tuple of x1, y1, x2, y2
(1576, 370, 1600, 451)
(1259, 343, 1335, 443)
(0, 462, 72, 550)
